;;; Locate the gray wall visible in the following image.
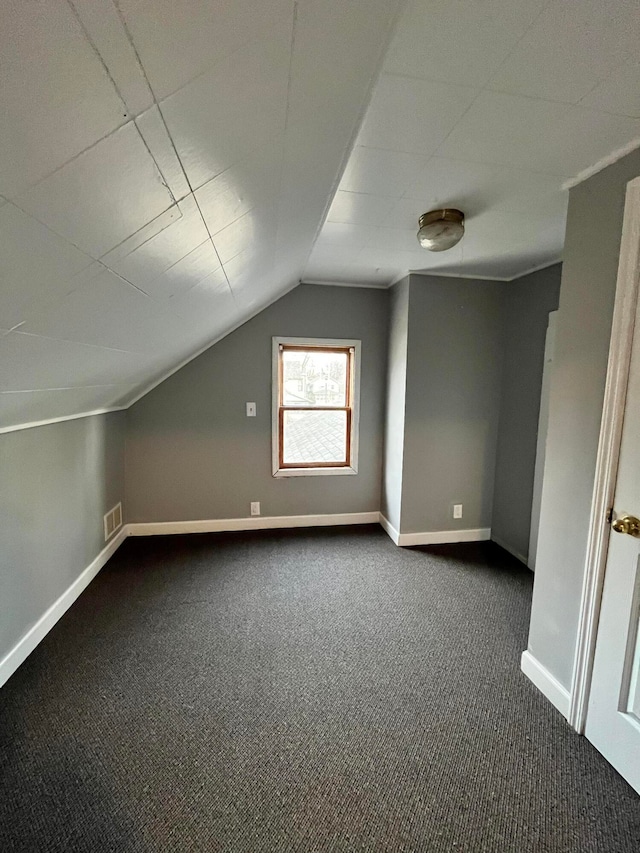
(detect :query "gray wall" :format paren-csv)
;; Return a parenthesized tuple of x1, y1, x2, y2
(0, 412, 125, 667)
(492, 264, 562, 562)
(528, 148, 640, 690)
(380, 278, 409, 530)
(398, 274, 506, 535)
(126, 284, 389, 522)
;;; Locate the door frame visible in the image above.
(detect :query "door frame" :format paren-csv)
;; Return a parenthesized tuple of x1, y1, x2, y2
(570, 176, 640, 732)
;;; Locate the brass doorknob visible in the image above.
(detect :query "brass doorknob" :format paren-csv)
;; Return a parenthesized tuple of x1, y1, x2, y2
(612, 515, 640, 537)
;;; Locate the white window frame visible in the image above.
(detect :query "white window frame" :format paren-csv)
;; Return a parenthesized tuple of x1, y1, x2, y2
(272, 336, 361, 478)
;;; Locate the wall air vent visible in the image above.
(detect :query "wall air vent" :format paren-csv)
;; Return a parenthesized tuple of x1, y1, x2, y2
(104, 502, 123, 541)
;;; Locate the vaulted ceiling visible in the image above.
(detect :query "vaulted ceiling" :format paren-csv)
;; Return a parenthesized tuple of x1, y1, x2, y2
(0, 0, 402, 430)
(2, 0, 640, 431)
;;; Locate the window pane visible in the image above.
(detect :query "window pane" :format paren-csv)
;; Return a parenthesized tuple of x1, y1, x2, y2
(282, 409, 347, 464)
(282, 350, 348, 406)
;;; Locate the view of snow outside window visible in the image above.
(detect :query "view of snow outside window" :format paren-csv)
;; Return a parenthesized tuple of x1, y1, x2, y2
(282, 350, 349, 464)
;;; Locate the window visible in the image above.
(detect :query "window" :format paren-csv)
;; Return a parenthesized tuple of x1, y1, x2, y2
(272, 337, 361, 477)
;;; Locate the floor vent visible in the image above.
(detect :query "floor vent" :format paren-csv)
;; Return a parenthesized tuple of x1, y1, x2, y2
(104, 502, 123, 541)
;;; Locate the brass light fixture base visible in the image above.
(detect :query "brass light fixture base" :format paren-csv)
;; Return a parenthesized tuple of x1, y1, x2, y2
(418, 209, 464, 230)
(417, 208, 465, 252)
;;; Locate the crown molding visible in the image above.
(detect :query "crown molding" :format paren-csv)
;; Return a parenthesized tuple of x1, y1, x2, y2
(1, 253, 563, 434)
(562, 137, 640, 191)
(0, 407, 126, 435)
(302, 279, 389, 289)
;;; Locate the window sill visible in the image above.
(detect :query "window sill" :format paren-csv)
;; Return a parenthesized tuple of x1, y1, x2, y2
(273, 466, 358, 478)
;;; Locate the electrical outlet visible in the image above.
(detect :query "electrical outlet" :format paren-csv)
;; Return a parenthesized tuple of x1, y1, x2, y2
(246, 402, 256, 417)
(250, 501, 261, 516)
(453, 504, 463, 519)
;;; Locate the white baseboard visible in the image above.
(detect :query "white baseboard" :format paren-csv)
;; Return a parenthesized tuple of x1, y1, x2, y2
(520, 650, 570, 719)
(491, 534, 529, 567)
(127, 511, 380, 537)
(378, 514, 400, 544)
(400, 528, 491, 546)
(378, 517, 491, 546)
(0, 513, 496, 690)
(0, 526, 128, 689)
(0, 513, 378, 688)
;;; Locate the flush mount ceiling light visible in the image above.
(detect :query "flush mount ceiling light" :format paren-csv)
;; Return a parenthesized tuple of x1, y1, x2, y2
(417, 208, 465, 252)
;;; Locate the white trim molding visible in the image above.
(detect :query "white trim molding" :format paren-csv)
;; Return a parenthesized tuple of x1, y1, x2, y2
(2, 259, 571, 436)
(562, 137, 640, 190)
(378, 516, 490, 547)
(397, 527, 491, 547)
(304, 261, 564, 291)
(302, 280, 389, 290)
(271, 336, 362, 478)
(521, 650, 571, 719)
(568, 177, 640, 732)
(0, 526, 128, 688)
(128, 512, 380, 537)
(379, 514, 400, 544)
(491, 534, 529, 567)
(1, 513, 384, 687)
(409, 260, 563, 283)
(0, 407, 126, 435)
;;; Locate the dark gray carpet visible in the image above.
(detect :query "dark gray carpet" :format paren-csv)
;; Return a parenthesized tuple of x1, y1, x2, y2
(1, 526, 638, 852)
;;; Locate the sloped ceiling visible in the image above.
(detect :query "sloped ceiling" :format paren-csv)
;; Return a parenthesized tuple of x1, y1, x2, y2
(3, 1, 640, 432)
(0, 0, 403, 430)
(306, 0, 640, 285)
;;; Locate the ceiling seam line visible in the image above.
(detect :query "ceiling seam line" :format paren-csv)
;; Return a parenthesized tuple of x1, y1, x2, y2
(110, 0, 235, 302)
(3, 117, 132, 204)
(13, 329, 144, 356)
(68, 1, 177, 205)
(95, 261, 164, 299)
(400, 152, 569, 183)
(120, 279, 305, 409)
(7, 196, 179, 271)
(110, 238, 226, 305)
(430, 87, 490, 161)
(98, 207, 188, 264)
(133, 31, 272, 105)
(98, 233, 219, 303)
(66, 0, 132, 119)
(430, 1, 560, 167)
(132, 117, 177, 205)
(481, 0, 558, 95)
(302, 0, 409, 273)
(273, 1, 298, 256)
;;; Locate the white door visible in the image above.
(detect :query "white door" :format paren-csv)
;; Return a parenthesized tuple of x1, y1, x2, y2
(585, 272, 640, 793)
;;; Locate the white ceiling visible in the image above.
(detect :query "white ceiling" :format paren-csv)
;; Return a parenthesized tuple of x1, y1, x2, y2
(3, 1, 640, 431)
(306, 0, 640, 285)
(0, 0, 402, 429)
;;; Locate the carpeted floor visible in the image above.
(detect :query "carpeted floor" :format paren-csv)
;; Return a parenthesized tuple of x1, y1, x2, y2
(1, 526, 639, 852)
